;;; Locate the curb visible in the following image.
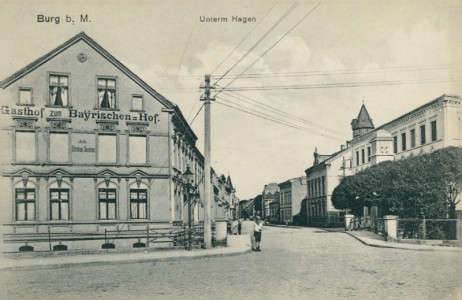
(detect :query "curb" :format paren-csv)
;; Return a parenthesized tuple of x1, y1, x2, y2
(344, 232, 462, 253)
(0, 248, 252, 271)
(265, 224, 302, 229)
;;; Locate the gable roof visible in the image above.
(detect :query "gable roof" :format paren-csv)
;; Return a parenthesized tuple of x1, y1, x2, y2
(0, 32, 197, 141)
(1, 32, 174, 108)
(351, 104, 374, 130)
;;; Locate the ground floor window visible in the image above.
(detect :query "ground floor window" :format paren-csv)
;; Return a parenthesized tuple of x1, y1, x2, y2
(16, 188, 36, 221)
(99, 188, 116, 219)
(130, 189, 147, 219)
(50, 189, 69, 220)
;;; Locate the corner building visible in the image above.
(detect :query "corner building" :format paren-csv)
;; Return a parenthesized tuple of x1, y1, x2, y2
(0, 32, 215, 252)
(305, 94, 461, 226)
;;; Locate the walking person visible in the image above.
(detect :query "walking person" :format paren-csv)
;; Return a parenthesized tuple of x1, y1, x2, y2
(238, 219, 242, 235)
(253, 216, 263, 251)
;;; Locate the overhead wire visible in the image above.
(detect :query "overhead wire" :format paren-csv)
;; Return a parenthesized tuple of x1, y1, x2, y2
(221, 77, 462, 91)
(211, 64, 458, 80)
(216, 95, 344, 141)
(213, 3, 299, 86)
(211, 4, 277, 75)
(215, 2, 321, 97)
(219, 89, 345, 137)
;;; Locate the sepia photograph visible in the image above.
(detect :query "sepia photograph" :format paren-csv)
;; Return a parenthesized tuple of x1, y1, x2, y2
(0, 0, 461, 299)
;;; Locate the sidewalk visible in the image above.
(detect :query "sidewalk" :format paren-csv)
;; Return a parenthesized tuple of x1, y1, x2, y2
(0, 235, 252, 271)
(345, 230, 462, 253)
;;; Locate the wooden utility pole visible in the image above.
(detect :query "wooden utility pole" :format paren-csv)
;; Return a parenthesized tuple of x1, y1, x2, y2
(200, 75, 215, 248)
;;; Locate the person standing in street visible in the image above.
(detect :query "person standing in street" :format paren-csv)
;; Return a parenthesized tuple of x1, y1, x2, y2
(253, 216, 263, 251)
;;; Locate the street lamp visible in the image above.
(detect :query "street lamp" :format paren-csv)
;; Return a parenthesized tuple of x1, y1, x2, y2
(183, 166, 194, 251)
(445, 181, 460, 219)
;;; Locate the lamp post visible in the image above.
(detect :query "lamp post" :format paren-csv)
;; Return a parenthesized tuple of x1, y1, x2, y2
(183, 166, 194, 251)
(446, 181, 459, 219)
(372, 192, 379, 233)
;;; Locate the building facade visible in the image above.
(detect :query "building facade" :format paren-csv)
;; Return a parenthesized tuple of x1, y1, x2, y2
(261, 183, 279, 221)
(305, 148, 351, 226)
(350, 94, 461, 174)
(0, 32, 233, 252)
(278, 176, 306, 225)
(268, 199, 280, 224)
(305, 94, 461, 226)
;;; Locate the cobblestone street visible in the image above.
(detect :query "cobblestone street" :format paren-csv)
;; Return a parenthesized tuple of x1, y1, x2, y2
(1, 226, 461, 300)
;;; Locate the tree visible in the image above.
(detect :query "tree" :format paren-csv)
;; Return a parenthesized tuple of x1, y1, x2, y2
(332, 147, 462, 219)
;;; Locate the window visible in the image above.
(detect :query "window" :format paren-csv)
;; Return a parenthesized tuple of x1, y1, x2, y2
(132, 95, 143, 111)
(16, 189, 35, 221)
(356, 151, 360, 165)
(49, 75, 69, 106)
(401, 132, 406, 151)
(367, 147, 371, 162)
(431, 121, 437, 141)
(15, 131, 36, 162)
(393, 136, 398, 153)
(130, 189, 147, 219)
(128, 135, 147, 164)
(99, 189, 116, 220)
(410, 129, 416, 148)
(49, 132, 69, 162)
(98, 78, 116, 109)
(420, 125, 426, 145)
(19, 88, 32, 105)
(98, 134, 117, 163)
(361, 149, 365, 164)
(50, 189, 69, 220)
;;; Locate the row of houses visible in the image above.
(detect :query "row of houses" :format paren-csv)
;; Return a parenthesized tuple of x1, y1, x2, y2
(241, 94, 461, 227)
(0, 32, 239, 252)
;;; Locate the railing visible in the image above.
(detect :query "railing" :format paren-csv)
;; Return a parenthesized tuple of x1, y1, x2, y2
(398, 219, 457, 240)
(348, 216, 385, 236)
(3, 221, 205, 251)
(104, 221, 205, 249)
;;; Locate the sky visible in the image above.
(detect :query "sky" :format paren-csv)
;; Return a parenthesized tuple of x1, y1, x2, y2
(0, 0, 461, 199)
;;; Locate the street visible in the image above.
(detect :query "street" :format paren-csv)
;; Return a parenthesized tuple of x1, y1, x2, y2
(1, 226, 461, 300)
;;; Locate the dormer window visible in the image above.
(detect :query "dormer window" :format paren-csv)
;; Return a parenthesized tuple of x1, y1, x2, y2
(98, 78, 116, 109)
(49, 74, 69, 106)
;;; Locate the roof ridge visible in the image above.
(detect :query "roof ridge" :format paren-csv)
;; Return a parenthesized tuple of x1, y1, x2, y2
(0, 31, 174, 110)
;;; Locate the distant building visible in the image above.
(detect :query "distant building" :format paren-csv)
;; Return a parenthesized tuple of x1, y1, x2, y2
(240, 199, 254, 219)
(278, 176, 306, 225)
(350, 94, 461, 174)
(305, 148, 351, 226)
(305, 94, 461, 226)
(268, 199, 280, 224)
(261, 183, 279, 220)
(211, 173, 237, 220)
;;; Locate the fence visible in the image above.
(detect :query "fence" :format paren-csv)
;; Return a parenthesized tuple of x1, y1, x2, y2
(397, 219, 457, 240)
(347, 216, 385, 236)
(4, 221, 206, 252)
